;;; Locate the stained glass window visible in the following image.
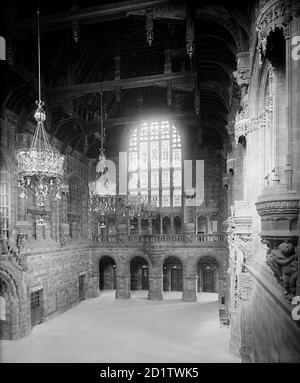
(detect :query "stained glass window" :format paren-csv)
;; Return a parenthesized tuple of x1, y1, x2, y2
(128, 120, 182, 207)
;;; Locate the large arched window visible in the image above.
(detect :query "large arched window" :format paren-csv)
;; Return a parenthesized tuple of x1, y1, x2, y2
(128, 120, 182, 207)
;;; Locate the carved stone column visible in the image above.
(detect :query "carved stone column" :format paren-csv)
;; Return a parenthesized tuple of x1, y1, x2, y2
(115, 273, 131, 299)
(115, 256, 131, 299)
(226, 201, 253, 357)
(238, 272, 254, 363)
(148, 254, 163, 300)
(182, 262, 197, 302)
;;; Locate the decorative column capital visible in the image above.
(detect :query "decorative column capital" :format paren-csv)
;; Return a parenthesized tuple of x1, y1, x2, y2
(255, 184, 299, 301)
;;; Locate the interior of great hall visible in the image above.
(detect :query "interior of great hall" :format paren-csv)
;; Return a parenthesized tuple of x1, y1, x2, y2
(0, 0, 300, 363)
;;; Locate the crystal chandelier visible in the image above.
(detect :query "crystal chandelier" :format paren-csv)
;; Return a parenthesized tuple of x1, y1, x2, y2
(88, 90, 116, 215)
(16, 11, 65, 207)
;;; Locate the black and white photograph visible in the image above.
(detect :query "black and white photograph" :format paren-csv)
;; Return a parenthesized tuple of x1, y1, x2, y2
(0, 0, 300, 367)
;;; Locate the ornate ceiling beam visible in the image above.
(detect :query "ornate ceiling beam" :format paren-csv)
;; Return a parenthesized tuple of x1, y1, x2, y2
(48, 71, 195, 100)
(83, 111, 199, 131)
(7, 0, 173, 35)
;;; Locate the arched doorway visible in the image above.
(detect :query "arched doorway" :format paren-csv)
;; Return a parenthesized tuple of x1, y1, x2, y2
(163, 256, 183, 291)
(99, 256, 116, 291)
(197, 256, 218, 292)
(130, 256, 149, 290)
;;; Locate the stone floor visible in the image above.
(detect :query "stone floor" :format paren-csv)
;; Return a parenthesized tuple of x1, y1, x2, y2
(0, 291, 240, 363)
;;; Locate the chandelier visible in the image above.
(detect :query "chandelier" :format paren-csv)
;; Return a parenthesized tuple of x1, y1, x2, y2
(16, 11, 65, 207)
(88, 90, 116, 215)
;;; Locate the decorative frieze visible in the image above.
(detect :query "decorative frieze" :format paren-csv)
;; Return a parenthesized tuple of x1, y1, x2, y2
(235, 65, 274, 143)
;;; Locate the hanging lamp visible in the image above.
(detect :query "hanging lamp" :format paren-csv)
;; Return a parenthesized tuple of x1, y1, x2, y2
(88, 89, 116, 215)
(16, 10, 65, 207)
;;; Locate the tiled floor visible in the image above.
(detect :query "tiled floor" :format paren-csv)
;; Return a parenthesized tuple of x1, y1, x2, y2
(0, 291, 240, 363)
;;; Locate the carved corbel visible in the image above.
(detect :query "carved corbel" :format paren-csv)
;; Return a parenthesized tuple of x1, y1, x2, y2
(256, 184, 299, 302)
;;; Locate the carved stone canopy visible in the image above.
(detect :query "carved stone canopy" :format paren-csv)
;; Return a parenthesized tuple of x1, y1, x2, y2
(255, 184, 299, 240)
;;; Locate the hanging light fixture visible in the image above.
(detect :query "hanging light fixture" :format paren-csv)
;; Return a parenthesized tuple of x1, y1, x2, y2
(145, 8, 154, 46)
(88, 90, 116, 215)
(16, 11, 65, 207)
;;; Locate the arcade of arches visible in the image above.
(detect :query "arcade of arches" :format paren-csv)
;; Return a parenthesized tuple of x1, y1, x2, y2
(1, 0, 300, 363)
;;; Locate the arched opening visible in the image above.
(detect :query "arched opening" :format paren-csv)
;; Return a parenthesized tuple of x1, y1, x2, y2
(197, 256, 219, 293)
(151, 216, 160, 234)
(208, 215, 218, 234)
(197, 215, 207, 234)
(173, 216, 182, 234)
(99, 256, 116, 291)
(129, 217, 138, 234)
(141, 219, 150, 235)
(162, 216, 171, 234)
(128, 120, 182, 209)
(107, 216, 116, 235)
(163, 256, 183, 291)
(130, 256, 149, 291)
(0, 278, 16, 339)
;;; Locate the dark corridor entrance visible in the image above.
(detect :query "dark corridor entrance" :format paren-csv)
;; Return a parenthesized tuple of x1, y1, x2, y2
(99, 256, 116, 290)
(203, 269, 215, 292)
(130, 256, 149, 290)
(163, 257, 183, 291)
(79, 274, 85, 301)
(30, 289, 43, 327)
(197, 256, 218, 293)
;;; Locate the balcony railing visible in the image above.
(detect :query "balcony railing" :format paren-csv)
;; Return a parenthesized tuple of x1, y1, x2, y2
(92, 233, 226, 246)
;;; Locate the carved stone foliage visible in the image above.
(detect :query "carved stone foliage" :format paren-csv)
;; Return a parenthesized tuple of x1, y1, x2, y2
(234, 65, 274, 144)
(256, 0, 293, 66)
(0, 233, 27, 271)
(265, 240, 298, 301)
(226, 201, 253, 309)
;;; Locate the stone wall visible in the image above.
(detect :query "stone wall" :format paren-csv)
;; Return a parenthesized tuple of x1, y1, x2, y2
(247, 263, 300, 363)
(24, 244, 98, 321)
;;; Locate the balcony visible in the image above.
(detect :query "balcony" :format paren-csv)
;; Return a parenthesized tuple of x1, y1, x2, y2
(92, 233, 227, 248)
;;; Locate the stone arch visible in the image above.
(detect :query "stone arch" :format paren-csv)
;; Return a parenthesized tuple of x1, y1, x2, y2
(0, 263, 29, 339)
(162, 216, 171, 234)
(192, 252, 228, 301)
(197, 215, 207, 234)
